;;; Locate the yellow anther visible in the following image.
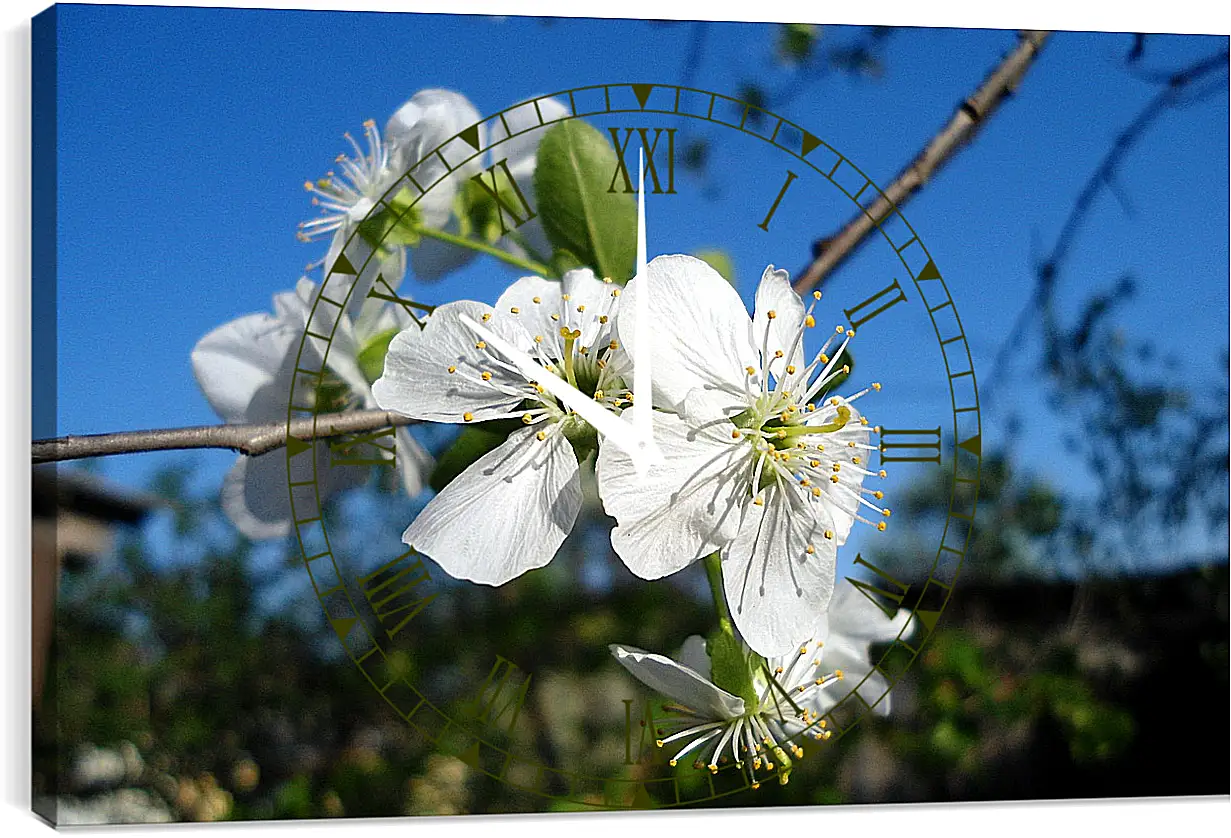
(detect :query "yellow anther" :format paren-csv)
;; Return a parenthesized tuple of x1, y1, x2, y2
(463, 412, 474, 422)
(878, 470, 888, 478)
(481, 312, 492, 322)
(835, 669, 845, 680)
(872, 382, 882, 391)
(873, 490, 884, 499)
(669, 759, 677, 766)
(804, 314, 816, 328)
(732, 429, 741, 439)
(786, 365, 796, 375)
(745, 366, 756, 376)
(846, 329, 855, 337)
(842, 364, 850, 374)
(550, 313, 560, 321)
(536, 431, 547, 441)
(603, 277, 612, 284)
(534, 335, 544, 343)
(751, 782, 761, 790)
(475, 341, 486, 349)
(800, 478, 811, 487)
(599, 315, 609, 324)
(609, 340, 619, 350)
(835, 326, 845, 334)
(481, 371, 492, 381)
(594, 390, 605, 400)
(753, 497, 764, 507)
(532, 296, 542, 304)
(811, 487, 822, 498)
(510, 306, 520, 314)
(805, 545, 815, 555)
(830, 397, 841, 406)
(829, 474, 839, 484)
(577, 304, 586, 312)
(883, 508, 892, 517)
(832, 463, 841, 472)
(562, 293, 571, 301)
(775, 666, 784, 674)
(861, 416, 870, 426)
(447, 365, 457, 374)
(612, 288, 621, 297)
(806, 403, 816, 412)
(824, 529, 834, 539)
(579, 346, 589, 355)
(708, 764, 718, 774)
(655, 739, 664, 747)
(813, 291, 822, 300)
(774, 349, 784, 359)
(853, 456, 861, 464)
(534, 384, 545, 394)
(877, 521, 887, 531)
(767, 310, 777, 320)
(522, 413, 534, 424)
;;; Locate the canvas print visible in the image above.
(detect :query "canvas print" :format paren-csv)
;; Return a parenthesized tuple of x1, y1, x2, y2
(30, 5, 1229, 825)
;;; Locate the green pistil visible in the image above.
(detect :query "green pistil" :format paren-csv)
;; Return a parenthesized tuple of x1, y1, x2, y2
(560, 328, 580, 389)
(769, 406, 851, 437)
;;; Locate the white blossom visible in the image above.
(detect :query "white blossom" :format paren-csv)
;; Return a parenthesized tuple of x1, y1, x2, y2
(191, 279, 432, 538)
(599, 255, 889, 657)
(371, 268, 631, 584)
(611, 580, 911, 787)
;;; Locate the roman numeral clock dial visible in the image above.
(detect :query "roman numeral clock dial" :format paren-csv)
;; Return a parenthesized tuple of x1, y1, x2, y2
(287, 83, 982, 810)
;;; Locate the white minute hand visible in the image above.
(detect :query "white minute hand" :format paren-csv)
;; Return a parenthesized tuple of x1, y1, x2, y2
(457, 313, 651, 468)
(631, 148, 664, 476)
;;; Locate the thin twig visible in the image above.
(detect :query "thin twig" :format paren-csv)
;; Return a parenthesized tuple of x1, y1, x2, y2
(32, 410, 419, 464)
(984, 47, 1229, 404)
(792, 30, 1052, 295)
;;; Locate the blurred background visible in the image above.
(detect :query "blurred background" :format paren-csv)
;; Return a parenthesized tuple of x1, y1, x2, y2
(32, 9, 1228, 822)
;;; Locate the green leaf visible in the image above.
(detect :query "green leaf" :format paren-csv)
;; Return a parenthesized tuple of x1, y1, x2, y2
(429, 424, 515, 492)
(533, 120, 636, 283)
(356, 328, 400, 384)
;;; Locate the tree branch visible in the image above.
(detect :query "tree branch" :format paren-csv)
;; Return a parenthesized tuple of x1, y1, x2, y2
(984, 46, 1229, 404)
(32, 409, 419, 464)
(792, 29, 1051, 295)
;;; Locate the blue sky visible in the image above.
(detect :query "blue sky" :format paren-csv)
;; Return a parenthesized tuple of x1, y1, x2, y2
(45, 6, 1228, 572)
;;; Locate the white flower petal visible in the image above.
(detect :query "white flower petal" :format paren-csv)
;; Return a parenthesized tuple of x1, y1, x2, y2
(403, 426, 581, 585)
(560, 268, 620, 350)
(678, 635, 712, 681)
(752, 265, 806, 381)
(598, 411, 747, 579)
(221, 441, 369, 541)
(828, 581, 913, 643)
(493, 96, 570, 263)
(494, 96, 570, 180)
(385, 89, 484, 177)
(618, 254, 758, 421)
(722, 484, 836, 657)
(394, 426, 433, 497)
(322, 232, 408, 320)
(192, 312, 294, 424)
(609, 644, 745, 720)
(495, 274, 565, 357)
(814, 636, 894, 717)
(371, 300, 533, 422)
(410, 213, 480, 281)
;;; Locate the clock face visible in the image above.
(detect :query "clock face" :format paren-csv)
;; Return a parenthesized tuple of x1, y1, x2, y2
(286, 83, 981, 809)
